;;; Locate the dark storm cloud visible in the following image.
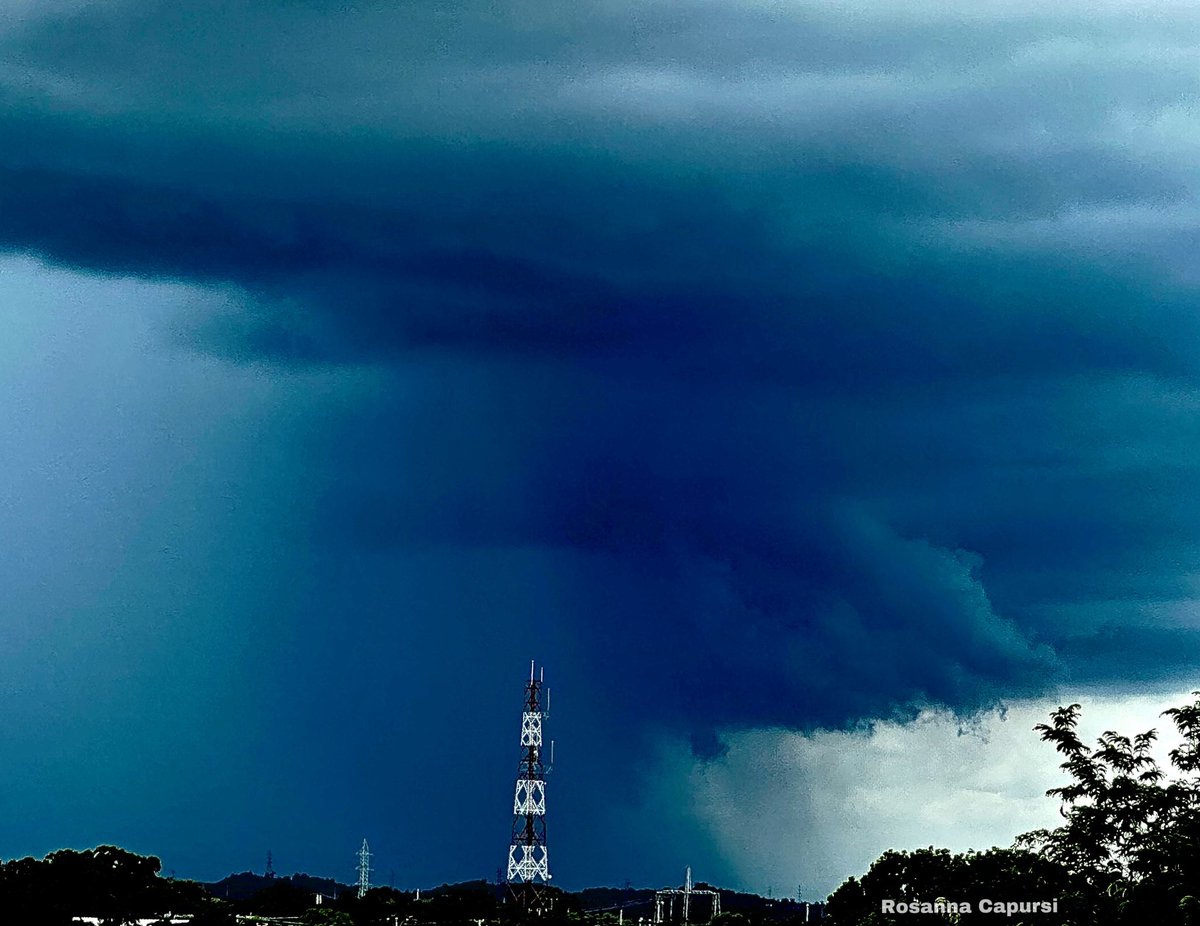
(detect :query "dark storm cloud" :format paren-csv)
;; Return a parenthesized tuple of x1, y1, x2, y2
(5, 0, 1200, 748)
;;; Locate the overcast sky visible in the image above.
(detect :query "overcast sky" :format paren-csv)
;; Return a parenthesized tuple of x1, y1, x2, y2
(2, 0, 1200, 898)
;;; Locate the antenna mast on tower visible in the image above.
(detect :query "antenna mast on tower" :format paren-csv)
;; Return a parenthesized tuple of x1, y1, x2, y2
(506, 661, 552, 909)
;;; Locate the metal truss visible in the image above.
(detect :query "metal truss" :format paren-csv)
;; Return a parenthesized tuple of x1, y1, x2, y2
(506, 661, 553, 906)
(654, 868, 721, 924)
(357, 839, 371, 900)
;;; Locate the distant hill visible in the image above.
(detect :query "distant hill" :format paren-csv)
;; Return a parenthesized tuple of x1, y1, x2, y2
(205, 870, 351, 901)
(577, 885, 659, 914)
(203, 871, 819, 918)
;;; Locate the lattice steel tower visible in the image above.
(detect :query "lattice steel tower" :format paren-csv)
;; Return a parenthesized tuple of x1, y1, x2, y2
(506, 661, 552, 903)
(357, 839, 372, 899)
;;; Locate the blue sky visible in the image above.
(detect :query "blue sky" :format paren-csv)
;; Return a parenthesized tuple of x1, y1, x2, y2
(2, 0, 1200, 898)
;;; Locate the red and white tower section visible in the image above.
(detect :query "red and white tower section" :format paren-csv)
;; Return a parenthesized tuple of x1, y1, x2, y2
(507, 661, 552, 888)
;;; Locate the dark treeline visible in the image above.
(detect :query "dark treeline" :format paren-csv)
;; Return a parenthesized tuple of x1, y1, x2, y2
(207, 869, 348, 901)
(0, 846, 214, 925)
(827, 691, 1200, 925)
(0, 854, 811, 926)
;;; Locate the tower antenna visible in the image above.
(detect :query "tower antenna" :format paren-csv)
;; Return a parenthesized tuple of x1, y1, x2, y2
(506, 661, 552, 911)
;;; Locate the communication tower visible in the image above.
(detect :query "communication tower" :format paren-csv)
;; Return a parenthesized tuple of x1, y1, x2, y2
(506, 661, 553, 909)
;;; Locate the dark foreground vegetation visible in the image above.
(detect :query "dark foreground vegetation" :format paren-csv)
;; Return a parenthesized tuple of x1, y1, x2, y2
(0, 849, 812, 926)
(827, 691, 1200, 925)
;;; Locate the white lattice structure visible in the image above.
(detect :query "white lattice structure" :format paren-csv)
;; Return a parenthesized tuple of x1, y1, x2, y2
(521, 711, 543, 747)
(514, 778, 546, 815)
(654, 867, 721, 924)
(508, 843, 551, 882)
(357, 839, 371, 899)
(506, 662, 552, 897)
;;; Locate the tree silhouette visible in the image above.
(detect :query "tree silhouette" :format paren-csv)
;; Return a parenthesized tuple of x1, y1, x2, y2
(1015, 692, 1200, 923)
(828, 691, 1200, 925)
